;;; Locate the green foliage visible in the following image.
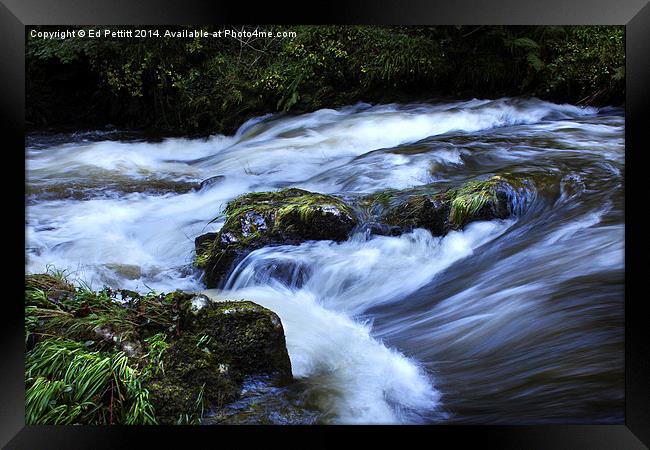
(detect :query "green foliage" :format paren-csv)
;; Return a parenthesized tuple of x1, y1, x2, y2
(541, 26, 625, 104)
(25, 288, 51, 309)
(25, 338, 156, 425)
(26, 25, 624, 135)
(25, 276, 286, 425)
(143, 333, 169, 377)
(23, 280, 187, 425)
(252, 26, 444, 112)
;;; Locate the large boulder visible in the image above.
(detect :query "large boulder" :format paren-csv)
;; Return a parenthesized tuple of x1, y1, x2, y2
(146, 296, 292, 424)
(25, 276, 292, 425)
(195, 188, 359, 288)
(381, 175, 527, 236)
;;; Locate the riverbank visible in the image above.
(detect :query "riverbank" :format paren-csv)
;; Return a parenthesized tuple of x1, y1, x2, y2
(25, 273, 294, 425)
(27, 26, 624, 136)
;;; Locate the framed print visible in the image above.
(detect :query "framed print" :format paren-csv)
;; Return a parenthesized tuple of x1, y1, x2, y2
(2, 0, 648, 447)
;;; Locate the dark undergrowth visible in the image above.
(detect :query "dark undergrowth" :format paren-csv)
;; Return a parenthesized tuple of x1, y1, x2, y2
(27, 25, 624, 136)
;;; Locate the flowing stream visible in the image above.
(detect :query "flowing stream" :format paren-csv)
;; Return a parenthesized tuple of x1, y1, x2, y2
(26, 97, 624, 424)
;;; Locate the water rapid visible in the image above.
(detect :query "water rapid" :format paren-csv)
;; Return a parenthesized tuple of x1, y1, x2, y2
(26, 97, 624, 424)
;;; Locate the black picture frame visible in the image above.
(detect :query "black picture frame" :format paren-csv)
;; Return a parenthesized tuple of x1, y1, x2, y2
(2, 0, 648, 447)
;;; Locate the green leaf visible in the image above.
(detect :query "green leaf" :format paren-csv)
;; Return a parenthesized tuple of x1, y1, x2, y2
(527, 53, 545, 72)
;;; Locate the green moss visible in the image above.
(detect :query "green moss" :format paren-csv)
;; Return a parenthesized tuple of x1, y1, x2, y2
(187, 300, 292, 380)
(193, 243, 213, 269)
(379, 175, 530, 234)
(381, 193, 446, 232)
(357, 189, 403, 219)
(372, 191, 397, 208)
(145, 297, 291, 424)
(444, 174, 534, 228)
(146, 331, 239, 425)
(445, 176, 503, 228)
(195, 188, 359, 287)
(222, 188, 355, 236)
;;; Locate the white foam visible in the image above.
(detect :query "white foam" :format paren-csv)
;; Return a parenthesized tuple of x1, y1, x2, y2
(204, 284, 441, 424)
(229, 222, 513, 315)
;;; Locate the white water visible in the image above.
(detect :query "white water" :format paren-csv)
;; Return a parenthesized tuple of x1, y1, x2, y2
(206, 284, 440, 423)
(26, 98, 602, 289)
(208, 223, 512, 422)
(227, 222, 513, 316)
(26, 97, 624, 424)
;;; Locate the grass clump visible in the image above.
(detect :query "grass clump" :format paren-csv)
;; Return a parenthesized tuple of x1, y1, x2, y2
(24, 280, 184, 425)
(40, 286, 139, 345)
(25, 275, 294, 424)
(25, 338, 157, 425)
(142, 333, 169, 378)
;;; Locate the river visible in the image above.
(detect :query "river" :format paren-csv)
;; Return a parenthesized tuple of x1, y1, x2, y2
(26, 97, 624, 424)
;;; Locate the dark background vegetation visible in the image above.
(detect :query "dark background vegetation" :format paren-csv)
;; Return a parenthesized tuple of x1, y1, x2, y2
(26, 25, 625, 136)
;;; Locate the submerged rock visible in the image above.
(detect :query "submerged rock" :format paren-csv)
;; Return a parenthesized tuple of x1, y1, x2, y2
(197, 175, 225, 191)
(204, 377, 321, 424)
(25, 276, 292, 425)
(27, 179, 201, 202)
(381, 175, 528, 236)
(195, 188, 359, 288)
(104, 263, 143, 280)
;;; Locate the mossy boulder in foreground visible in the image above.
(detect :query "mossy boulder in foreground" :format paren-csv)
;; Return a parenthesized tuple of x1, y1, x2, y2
(195, 188, 359, 288)
(25, 274, 292, 425)
(381, 175, 529, 236)
(149, 298, 292, 424)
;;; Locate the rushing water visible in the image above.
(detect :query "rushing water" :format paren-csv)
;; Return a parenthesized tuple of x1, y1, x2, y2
(25, 97, 624, 424)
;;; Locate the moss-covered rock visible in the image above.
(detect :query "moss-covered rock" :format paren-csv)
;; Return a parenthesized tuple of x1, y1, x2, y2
(381, 175, 529, 235)
(382, 194, 450, 236)
(24, 275, 292, 425)
(195, 188, 359, 288)
(148, 296, 292, 424)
